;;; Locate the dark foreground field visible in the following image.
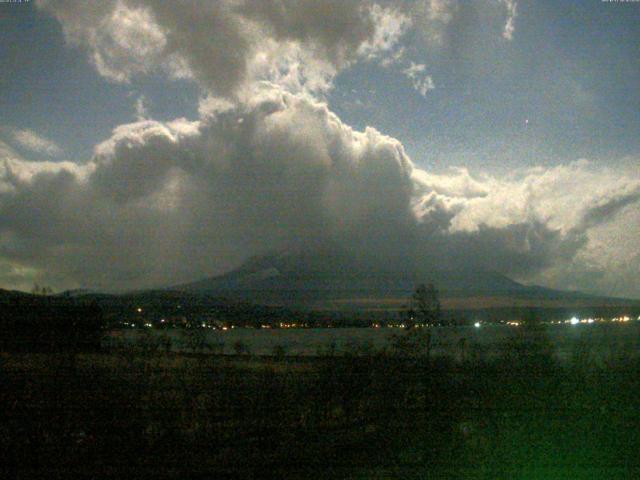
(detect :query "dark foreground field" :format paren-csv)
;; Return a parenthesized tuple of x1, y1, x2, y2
(2, 337, 639, 479)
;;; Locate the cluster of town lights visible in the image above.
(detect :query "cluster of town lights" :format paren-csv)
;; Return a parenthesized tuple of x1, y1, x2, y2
(128, 306, 639, 330)
(564, 315, 636, 325)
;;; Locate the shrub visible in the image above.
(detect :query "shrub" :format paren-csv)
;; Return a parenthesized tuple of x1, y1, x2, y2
(233, 340, 249, 355)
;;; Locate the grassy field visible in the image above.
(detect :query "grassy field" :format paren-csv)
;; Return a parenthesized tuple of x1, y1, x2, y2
(2, 332, 640, 478)
(107, 322, 640, 362)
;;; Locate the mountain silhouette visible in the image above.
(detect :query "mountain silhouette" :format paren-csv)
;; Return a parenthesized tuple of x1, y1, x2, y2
(174, 246, 587, 307)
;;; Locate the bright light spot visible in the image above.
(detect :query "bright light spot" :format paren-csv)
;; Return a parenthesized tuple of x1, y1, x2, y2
(136, 307, 142, 313)
(570, 317, 579, 325)
(474, 322, 481, 328)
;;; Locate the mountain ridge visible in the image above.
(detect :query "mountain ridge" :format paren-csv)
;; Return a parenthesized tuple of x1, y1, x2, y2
(172, 248, 625, 308)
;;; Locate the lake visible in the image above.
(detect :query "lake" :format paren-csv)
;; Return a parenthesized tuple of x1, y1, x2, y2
(104, 322, 640, 363)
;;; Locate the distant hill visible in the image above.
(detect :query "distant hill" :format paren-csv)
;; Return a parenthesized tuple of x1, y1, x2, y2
(0, 288, 39, 303)
(174, 248, 638, 310)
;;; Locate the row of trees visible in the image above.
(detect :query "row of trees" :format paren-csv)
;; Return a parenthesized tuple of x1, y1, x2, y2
(31, 283, 54, 296)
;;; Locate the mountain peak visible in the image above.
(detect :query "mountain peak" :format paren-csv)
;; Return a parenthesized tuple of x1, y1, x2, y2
(174, 247, 532, 306)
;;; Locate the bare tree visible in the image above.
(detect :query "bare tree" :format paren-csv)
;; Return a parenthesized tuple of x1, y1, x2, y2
(390, 283, 442, 358)
(408, 283, 441, 327)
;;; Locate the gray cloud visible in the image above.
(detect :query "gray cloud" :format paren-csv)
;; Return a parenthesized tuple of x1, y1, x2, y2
(1, 86, 639, 294)
(501, 0, 517, 40)
(576, 189, 640, 232)
(409, 0, 459, 45)
(37, 0, 407, 97)
(0, 140, 20, 161)
(406, 0, 520, 70)
(4, 128, 63, 157)
(402, 62, 435, 97)
(0, 88, 415, 289)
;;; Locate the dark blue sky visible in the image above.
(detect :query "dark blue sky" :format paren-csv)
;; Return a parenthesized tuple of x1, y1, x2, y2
(329, 0, 640, 173)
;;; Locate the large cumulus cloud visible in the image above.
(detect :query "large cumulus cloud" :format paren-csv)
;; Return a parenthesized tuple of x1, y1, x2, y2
(2, 86, 639, 293)
(0, 87, 416, 289)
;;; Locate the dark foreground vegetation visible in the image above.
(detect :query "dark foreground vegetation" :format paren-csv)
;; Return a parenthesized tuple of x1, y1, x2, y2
(2, 325, 640, 479)
(0, 291, 104, 353)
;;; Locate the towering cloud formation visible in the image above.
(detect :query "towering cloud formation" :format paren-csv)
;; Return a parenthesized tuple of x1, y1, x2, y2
(0, 1, 637, 296)
(0, 87, 416, 289)
(2, 86, 639, 293)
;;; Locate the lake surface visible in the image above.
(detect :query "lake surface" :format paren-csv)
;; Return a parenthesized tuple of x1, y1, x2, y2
(104, 322, 640, 363)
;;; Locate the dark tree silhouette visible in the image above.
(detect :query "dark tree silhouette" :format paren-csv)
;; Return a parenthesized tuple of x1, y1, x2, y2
(407, 283, 441, 327)
(0, 294, 104, 353)
(31, 283, 53, 296)
(391, 283, 442, 358)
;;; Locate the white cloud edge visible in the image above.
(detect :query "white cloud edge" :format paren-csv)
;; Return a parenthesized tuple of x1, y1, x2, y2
(10, 128, 63, 157)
